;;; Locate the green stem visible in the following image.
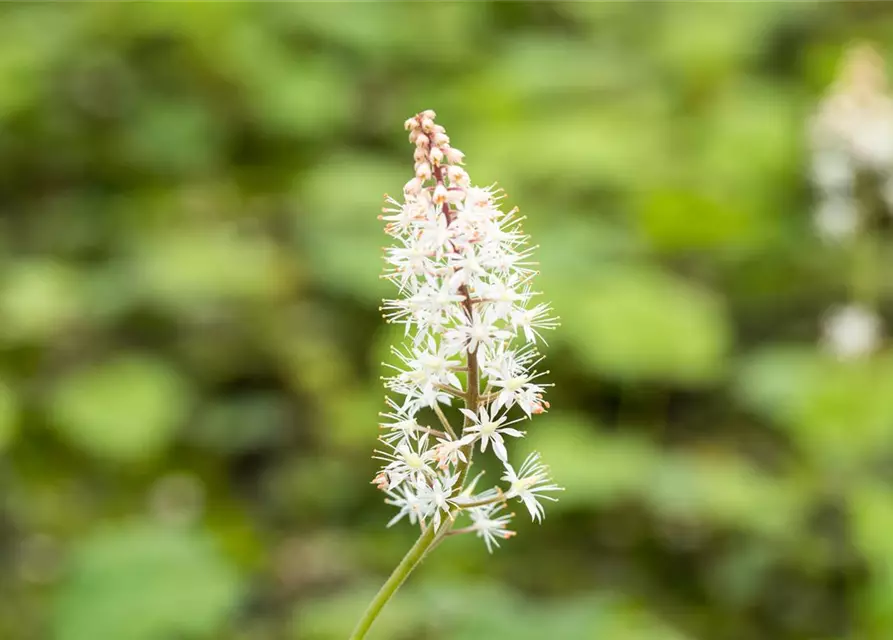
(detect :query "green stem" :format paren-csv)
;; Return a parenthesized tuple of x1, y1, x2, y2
(348, 523, 437, 640)
(350, 346, 480, 638)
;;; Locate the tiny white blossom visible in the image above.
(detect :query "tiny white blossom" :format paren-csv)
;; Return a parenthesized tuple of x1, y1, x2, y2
(416, 473, 459, 530)
(374, 438, 436, 489)
(511, 301, 560, 344)
(502, 452, 563, 523)
(432, 433, 475, 469)
(384, 483, 425, 528)
(460, 404, 525, 462)
(468, 502, 516, 553)
(378, 398, 427, 444)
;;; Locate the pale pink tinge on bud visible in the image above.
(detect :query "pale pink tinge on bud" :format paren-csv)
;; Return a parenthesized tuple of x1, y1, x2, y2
(433, 184, 448, 205)
(421, 109, 437, 120)
(447, 165, 470, 187)
(429, 146, 444, 165)
(415, 134, 430, 148)
(433, 132, 450, 147)
(404, 117, 419, 131)
(372, 472, 390, 491)
(415, 162, 433, 181)
(404, 177, 423, 196)
(414, 147, 427, 163)
(445, 147, 465, 165)
(421, 117, 435, 132)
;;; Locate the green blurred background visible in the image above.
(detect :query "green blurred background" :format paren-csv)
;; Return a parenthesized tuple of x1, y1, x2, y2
(4, 3, 893, 639)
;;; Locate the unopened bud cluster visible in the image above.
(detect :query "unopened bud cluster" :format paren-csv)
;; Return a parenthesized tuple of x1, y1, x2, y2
(372, 110, 561, 551)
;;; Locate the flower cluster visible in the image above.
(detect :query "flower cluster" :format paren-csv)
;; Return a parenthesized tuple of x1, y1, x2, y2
(810, 44, 893, 242)
(810, 45, 889, 358)
(372, 110, 561, 551)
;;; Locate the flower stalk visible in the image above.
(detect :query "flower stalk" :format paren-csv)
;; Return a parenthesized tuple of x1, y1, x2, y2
(352, 110, 562, 638)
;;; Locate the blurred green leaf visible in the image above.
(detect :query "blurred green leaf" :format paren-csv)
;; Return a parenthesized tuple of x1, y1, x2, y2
(0, 260, 84, 343)
(296, 154, 405, 303)
(298, 582, 690, 640)
(560, 266, 731, 384)
(135, 229, 288, 309)
(521, 413, 655, 508)
(49, 355, 192, 462)
(738, 348, 893, 467)
(0, 377, 19, 451)
(53, 522, 241, 640)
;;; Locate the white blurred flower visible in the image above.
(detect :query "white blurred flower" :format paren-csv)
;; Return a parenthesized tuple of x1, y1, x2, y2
(822, 304, 882, 359)
(811, 150, 854, 194)
(813, 197, 860, 242)
(810, 45, 893, 218)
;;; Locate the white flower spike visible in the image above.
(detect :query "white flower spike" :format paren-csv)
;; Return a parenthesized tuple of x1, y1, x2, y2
(372, 110, 561, 539)
(354, 110, 562, 639)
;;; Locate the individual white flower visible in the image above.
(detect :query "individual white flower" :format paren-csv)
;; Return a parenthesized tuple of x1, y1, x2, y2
(446, 244, 487, 290)
(378, 398, 427, 444)
(822, 304, 882, 359)
(416, 473, 459, 529)
(502, 452, 563, 523)
(460, 404, 525, 462)
(374, 439, 436, 489)
(385, 337, 463, 410)
(445, 310, 511, 354)
(384, 483, 426, 528)
(477, 276, 529, 321)
(486, 362, 550, 415)
(432, 433, 475, 469)
(510, 301, 559, 344)
(468, 502, 516, 553)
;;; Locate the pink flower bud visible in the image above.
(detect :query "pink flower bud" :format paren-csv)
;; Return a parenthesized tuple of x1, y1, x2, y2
(433, 132, 450, 146)
(448, 165, 470, 187)
(415, 134, 430, 148)
(429, 146, 444, 165)
(404, 177, 423, 196)
(421, 117, 435, 132)
(445, 147, 465, 165)
(415, 162, 432, 181)
(433, 184, 448, 205)
(404, 117, 419, 131)
(420, 109, 437, 120)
